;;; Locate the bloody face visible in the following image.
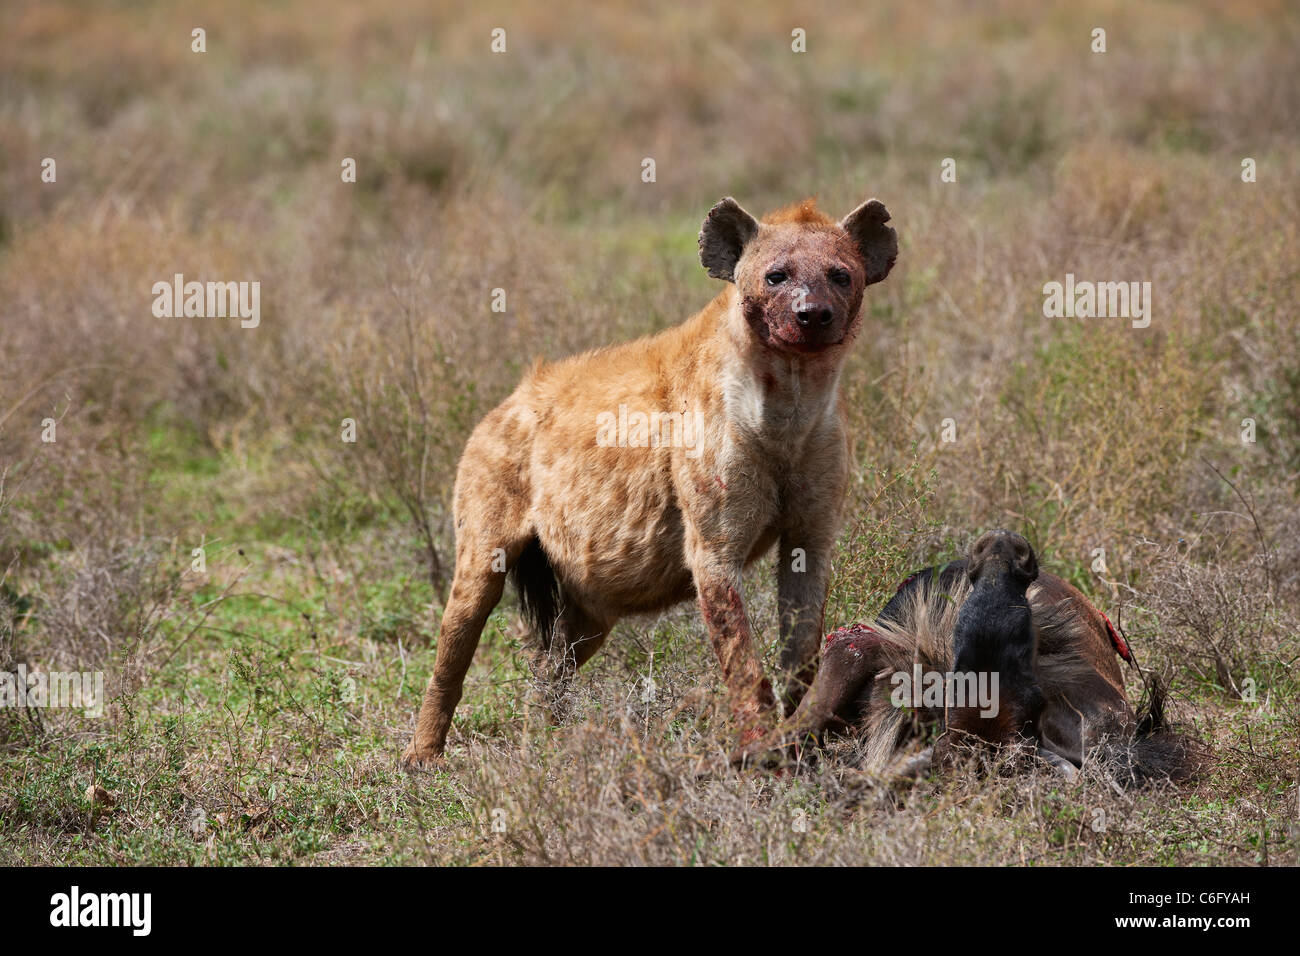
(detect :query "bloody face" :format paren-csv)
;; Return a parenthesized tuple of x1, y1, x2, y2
(734, 225, 868, 354)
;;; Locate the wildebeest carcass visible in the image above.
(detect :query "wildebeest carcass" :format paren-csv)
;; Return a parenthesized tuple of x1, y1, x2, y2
(756, 530, 1199, 786)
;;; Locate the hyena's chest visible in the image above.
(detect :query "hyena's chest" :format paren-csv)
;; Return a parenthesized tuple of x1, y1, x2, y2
(527, 367, 828, 610)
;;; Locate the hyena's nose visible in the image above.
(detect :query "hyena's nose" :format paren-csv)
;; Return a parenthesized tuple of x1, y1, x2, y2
(795, 304, 834, 328)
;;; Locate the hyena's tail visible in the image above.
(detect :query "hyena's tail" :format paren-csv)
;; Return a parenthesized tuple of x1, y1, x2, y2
(510, 536, 561, 650)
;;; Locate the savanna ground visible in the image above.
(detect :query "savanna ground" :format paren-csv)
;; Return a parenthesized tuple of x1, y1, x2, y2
(1, 0, 1297, 866)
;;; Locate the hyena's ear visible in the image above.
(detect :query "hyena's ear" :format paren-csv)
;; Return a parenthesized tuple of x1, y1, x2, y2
(839, 199, 898, 285)
(698, 197, 759, 282)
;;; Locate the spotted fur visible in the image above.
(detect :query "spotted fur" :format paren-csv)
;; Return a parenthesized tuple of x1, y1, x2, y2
(402, 196, 898, 766)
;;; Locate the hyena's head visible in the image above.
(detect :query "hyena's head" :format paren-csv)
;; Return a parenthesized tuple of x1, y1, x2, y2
(698, 196, 897, 355)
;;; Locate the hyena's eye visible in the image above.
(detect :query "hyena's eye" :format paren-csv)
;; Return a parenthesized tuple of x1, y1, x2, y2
(765, 270, 787, 286)
(829, 268, 851, 287)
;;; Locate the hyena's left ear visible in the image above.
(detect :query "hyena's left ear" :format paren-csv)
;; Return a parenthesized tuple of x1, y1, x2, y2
(698, 197, 760, 282)
(839, 199, 898, 285)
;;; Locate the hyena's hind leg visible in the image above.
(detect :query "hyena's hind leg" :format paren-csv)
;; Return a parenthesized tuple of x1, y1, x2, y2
(402, 510, 533, 768)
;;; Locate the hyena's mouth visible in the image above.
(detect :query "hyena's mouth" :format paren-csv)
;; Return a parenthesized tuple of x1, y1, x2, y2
(744, 297, 846, 354)
(768, 328, 846, 353)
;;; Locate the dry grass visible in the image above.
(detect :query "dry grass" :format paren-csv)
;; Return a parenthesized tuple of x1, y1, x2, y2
(0, 0, 1297, 865)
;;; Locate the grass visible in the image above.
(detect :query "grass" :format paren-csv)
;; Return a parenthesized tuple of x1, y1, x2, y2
(2, 435, 1295, 865)
(1, 0, 1298, 865)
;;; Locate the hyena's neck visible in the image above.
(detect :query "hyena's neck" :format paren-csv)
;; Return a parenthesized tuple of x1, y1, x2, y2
(714, 297, 846, 443)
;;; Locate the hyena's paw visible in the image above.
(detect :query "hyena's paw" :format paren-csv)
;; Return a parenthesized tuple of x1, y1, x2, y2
(399, 739, 444, 773)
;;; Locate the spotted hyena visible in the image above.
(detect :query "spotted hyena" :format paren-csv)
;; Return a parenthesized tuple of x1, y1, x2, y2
(402, 195, 898, 767)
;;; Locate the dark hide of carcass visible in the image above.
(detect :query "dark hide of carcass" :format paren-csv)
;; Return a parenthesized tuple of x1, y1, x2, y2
(757, 530, 1200, 786)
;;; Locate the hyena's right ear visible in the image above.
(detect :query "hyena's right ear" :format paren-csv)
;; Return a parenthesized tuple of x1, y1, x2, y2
(698, 197, 760, 282)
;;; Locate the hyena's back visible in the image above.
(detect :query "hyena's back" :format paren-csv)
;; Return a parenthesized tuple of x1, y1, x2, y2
(453, 307, 725, 618)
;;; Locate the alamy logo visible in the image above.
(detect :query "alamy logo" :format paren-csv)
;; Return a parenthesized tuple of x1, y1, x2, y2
(0, 665, 103, 717)
(151, 273, 260, 328)
(1042, 273, 1152, 328)
(889, 664, 1000, 717)
(49, 886, 151, 936)
(596, 404, 704, 459)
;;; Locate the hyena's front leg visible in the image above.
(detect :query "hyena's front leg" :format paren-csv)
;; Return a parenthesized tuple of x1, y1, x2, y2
(776, 462, 846, 714)
(689, 547, 778, 746)
(776, 533, 833, 715)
